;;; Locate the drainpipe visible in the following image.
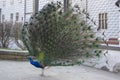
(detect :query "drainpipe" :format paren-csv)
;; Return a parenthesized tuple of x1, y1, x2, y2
(86, 0, 88, 22)
(0, 9, 1, 23)
(119, 11, 120, 47)
(24, 0, 26, 23)
(115, 0, 120, 46)
(33, 0, 39, 15)
(64, 0, 68, 12)
(64, 0, 71, 12)
(119, 3, 120, 47)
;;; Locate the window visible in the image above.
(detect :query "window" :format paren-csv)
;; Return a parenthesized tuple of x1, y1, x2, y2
(98, 13, 107, 30)
(10, 0, 14, 5)
(2, 15, 5, 22)
(21, 17, 23, 21)
(10, 13, 13, 21)
(16, 13, 19, 21)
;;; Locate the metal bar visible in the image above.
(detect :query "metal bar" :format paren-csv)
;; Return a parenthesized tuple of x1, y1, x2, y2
(24, 0, 26, 22)
(0, 9, 1, 23)
(86, 0, 88, 22)
(33, 0, 39, 14)
(64, 0, 69, 12)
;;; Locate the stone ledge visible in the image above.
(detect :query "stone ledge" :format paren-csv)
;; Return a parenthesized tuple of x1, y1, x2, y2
(0, 49, 29, 61)
(100, 45, 120, 51)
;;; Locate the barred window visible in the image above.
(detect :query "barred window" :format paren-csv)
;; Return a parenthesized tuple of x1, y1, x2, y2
(2, 15, 5, 22)
(21, 17, 23, 21)
(98, 13, 107, 30)
(16, 13, 19, 21)
(10, 13, 13, 20)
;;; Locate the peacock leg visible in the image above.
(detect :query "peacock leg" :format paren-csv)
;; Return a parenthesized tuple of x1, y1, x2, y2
(41, 68, 44, 76)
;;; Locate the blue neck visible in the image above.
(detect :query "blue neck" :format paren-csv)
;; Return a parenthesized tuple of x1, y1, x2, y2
(29, 57, 33, 63)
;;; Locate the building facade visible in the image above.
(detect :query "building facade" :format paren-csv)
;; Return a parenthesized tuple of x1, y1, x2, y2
(0, 0, 78, 22)
(0, 0, 61, 22)
(0, 0, 25, 22)
(87, 0, 120, 46)
(0, 0, 120, 46)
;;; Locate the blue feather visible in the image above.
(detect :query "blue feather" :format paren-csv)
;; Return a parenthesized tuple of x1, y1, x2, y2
(28, 57, 44, 68)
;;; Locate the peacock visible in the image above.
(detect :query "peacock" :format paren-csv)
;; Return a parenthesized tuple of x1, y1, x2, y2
(21, 2, 101, 76)
(28, 56, 46, 76)
(28, 57, 44, 68)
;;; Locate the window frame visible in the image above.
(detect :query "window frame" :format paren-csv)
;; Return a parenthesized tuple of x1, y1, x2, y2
(2, 14, 5, 22)
(98, 13, 107, 30)
(16, 12, 19, 21)
(10, 13, 14, 21)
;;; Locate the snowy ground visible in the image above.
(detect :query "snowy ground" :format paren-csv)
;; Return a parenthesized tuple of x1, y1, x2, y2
(4, 40, 120, 73)
(7, 40, 120, 71)
(83, 50, 120, 72)
(0, 60, 119, 80)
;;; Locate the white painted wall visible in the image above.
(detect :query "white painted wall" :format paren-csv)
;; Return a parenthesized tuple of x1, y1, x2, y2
(0, 0, 119, 45)
(0, 0, 24, 22)
(0, 0, 63, 22)
(25, 0, 63, 22)
(119, 8, 120, 47)
(0, 0, 83, 22)
(88, 0, 120, 40)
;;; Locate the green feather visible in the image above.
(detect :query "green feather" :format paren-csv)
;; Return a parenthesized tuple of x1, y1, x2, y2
(38, 51, 45, 62)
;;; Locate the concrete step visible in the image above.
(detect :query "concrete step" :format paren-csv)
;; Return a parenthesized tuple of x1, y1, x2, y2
(0, 49, 29, 61)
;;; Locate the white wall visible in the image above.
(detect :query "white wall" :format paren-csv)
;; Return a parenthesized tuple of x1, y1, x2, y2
(0, 0, 119, 44)
(83, 50, 120, 72)
(0, 0, 24, 22)
(88, 0, 120, 39)
(0, 0, 61, 22)
(0, 0, 85, 23)
(26, 0, 63, 22)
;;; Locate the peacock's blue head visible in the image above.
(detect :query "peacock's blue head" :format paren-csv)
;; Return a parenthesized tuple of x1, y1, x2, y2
(27, 56, 33, 60)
